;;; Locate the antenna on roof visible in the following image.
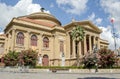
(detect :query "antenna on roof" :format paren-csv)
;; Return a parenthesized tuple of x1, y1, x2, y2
(40, 7, 45, 12)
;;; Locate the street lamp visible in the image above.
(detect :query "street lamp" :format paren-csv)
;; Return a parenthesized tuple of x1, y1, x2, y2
(110, 17, 117, 51)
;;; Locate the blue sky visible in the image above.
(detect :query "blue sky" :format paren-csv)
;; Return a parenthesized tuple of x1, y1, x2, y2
(0, 0, 120, 49)
(0, 0, 110, 26)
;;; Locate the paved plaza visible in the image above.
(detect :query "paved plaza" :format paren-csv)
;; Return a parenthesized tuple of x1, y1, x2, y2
(0, 71, 120, 79)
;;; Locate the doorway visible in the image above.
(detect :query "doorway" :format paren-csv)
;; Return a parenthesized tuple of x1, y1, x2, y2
(42, 54, 49, 66)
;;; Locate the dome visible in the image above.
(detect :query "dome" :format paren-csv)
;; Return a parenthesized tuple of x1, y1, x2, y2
(27, 12, 61, 26)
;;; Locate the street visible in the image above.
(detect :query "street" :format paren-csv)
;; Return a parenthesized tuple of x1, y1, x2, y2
(0, 71, 120, 79)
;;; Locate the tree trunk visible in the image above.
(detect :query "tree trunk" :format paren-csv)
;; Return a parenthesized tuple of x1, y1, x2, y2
(76, 41, 80, 67)
(77, 53, 80, 67)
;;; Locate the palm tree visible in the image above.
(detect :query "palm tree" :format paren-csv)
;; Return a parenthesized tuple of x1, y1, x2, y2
(71, 25, 85, 67)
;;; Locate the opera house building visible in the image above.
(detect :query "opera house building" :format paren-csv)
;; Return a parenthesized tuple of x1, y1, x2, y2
(0, 11, 109, 66)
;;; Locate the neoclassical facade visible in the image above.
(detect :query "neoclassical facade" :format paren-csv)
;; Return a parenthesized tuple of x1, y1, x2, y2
(0, 34, 5, 58)
(3, 11, 109, 66)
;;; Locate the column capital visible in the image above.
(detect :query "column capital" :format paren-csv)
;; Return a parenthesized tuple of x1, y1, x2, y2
(96, 36, 100, 39)
(12, 28, 16, 31)
(88, 34, 91, 37)
(91, 35, 95, 37)
(12, 29, 16, 33)
(39, 34, 43, 38)
(66, 32, 69, 36)
(86, 34, 91, 37)
(27, 31, 31, 33)
(52, 34, 58, 37)
(41, 32, 45, 37)
(84, 34, 87, 36)
(69, 32, 72, 35)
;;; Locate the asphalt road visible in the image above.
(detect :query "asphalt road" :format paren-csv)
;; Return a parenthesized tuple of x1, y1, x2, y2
(0, 71, 120, 79)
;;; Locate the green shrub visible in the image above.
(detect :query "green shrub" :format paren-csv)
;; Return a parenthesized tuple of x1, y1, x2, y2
(18, 49, 38, 67)
(82, 53, 97, 69)
(98, 48, 118, 68)
(35, 66, 83, 69)
(4, 51, 19, 66)
(3, 49, 38, 67)
(82, 48, 118, 69)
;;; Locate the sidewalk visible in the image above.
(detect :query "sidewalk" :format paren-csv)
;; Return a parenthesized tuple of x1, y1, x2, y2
(0, 67, 120, 73)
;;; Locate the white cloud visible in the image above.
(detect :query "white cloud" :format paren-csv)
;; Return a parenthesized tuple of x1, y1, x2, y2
(0, 0, 50, 31)
(95, 18, 102, 25)
(88, 13, 95, 21)
(88, 13, 103, 25)
(56, 0, 88, 15)
(99, 26, 120, 50)
(0, 32, 4, 34)
(100, 0, 120, 49)
(100, 0, 120, 31)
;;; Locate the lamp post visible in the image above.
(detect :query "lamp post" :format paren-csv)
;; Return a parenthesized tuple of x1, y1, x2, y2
(111, 18, 117, 51)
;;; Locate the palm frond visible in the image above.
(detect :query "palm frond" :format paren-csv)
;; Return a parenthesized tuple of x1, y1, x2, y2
(71, 25, 85, 42)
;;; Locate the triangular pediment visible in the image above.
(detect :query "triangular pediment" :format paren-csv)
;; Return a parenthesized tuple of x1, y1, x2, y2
(64, 21, 102, 33)
(81, 21, 102, 33)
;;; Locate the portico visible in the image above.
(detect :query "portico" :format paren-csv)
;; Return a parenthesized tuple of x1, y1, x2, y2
(64, 21, 102, 66)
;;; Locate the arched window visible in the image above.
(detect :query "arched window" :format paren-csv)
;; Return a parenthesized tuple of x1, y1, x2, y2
(16, 32, 24, 45)
(43, 37, 49, 48)
(31, 35, 37, 46)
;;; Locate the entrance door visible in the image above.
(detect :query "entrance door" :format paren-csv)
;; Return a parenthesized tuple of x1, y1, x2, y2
(42, 54, 49, 66)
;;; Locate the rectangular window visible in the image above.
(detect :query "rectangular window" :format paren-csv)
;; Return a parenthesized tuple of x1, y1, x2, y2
(60, 41, 64, 52)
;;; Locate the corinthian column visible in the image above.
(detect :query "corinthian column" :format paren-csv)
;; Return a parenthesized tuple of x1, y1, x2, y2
(79, 41, 82, 57)
(93, 36, 96, 46)
(89, 35, 92, 53)
(26, 31, 30, 49)
(72, 40, 75, 58)
(97, 37, 100, 49)
(84, 35, 87, 55)
(11, 29, 15, 51)
(38, 33, 42, 54)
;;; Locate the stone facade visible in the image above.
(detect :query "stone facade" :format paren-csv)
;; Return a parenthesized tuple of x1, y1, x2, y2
(2, 12, 109, 66)
(0, 34, 5, 58)
(100, 39, 109, 49)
